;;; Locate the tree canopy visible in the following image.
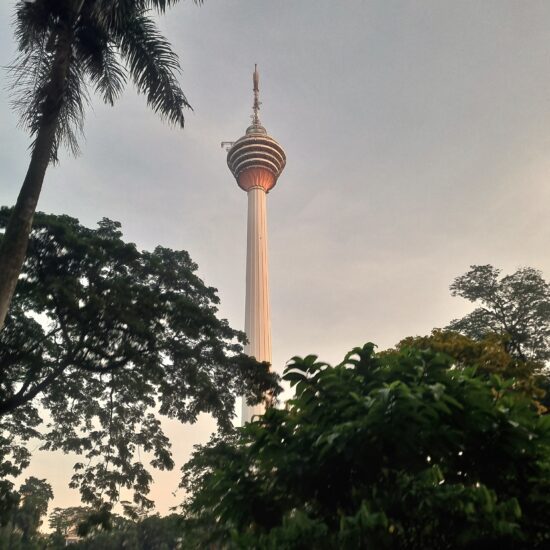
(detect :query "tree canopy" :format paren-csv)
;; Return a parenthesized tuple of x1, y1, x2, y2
(396, 330, 547, 410)
(448, 265, 550, 362)
(182, 342, 550, 549)
(0, 477, 53, 549)
(62, 513, 186, 550)
(49, 506, 91, 538)
(0, 210, 279, 512)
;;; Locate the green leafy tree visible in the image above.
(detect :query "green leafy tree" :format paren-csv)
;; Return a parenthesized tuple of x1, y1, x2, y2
(15, 478, 54, 543)
(183, 343, 550, 549)
(0, 481, 19, 529)
(75, 505, 127, 538)
(0, 483, 20, 550)
(0, 477, 53, 550)
(135, 514, 184, 550)
(0, 0, 203, 330)
(49, 512, 185, 549)
(396, 330, 546, 410)
(0, 210, 279, 511)
(49, 506, 91, 538)
(448, 265, 550, 361)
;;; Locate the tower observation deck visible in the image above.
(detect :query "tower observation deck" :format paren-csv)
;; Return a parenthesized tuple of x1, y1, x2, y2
(226, 66, 286, 424)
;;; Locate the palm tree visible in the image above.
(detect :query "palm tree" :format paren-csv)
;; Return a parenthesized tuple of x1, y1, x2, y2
(0, 0, 201, 329)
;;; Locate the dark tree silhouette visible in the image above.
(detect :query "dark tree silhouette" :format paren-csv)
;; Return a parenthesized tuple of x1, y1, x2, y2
(0, 210, 279, 509)
(448, 265, 550, 361)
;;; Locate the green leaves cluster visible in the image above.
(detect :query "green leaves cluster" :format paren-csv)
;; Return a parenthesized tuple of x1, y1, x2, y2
(183, 343, 550, 549)
(395, 330, 547, 410)
(64, 514, 186, 550)
(0, 477, 53, 550)
(0, 210, 279, 511)
(1, 500, 186, 550)
(448, 265, 550, 362)
(26, 510, 198, 550)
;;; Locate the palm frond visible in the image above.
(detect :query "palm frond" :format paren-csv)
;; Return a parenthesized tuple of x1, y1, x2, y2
(54, 57, 88, 159)
(13, 0, 53, 52)
(75, 19, 127, 106)
(86, 43, 126, 106)
(11, 1, 88, 161)
(146, 0, 204, 13)
(115, 12, 190, 127)
(9, 0, 196, 160)
(10, 37, 88, 162)
(10, 0, 53, 132)
(9, 45, 53, 144)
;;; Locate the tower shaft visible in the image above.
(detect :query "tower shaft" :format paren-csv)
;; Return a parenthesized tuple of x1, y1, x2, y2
(225, 66, 286, 425)
(243, 187, 271, 423)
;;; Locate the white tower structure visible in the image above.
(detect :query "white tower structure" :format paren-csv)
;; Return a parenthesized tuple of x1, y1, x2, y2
(226, 66, 286, 424)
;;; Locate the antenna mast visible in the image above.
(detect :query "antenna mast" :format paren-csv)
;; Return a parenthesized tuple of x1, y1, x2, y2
(252, 64, 261, 125)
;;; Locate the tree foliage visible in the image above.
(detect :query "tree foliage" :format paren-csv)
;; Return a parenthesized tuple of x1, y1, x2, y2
(15, 478, 53, 543)
(396, 330, 546, 410)
(49, 506, 91, 537)
(0, 477, 53, 550)
(1, 502, 187, 549)
(0, 210, 279, 511)
(448, 265, 550, 362)
(46, 510, 186, 550)
(182, 343, 550, 549)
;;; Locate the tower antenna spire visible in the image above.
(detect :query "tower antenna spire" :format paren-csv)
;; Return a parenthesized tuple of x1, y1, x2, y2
(252, 64, 261, 125)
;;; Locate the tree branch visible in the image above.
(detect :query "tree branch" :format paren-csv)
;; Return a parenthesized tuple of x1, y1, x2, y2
(0, 358, 69, 416)
(78, 357, 129, 373)
(1, 325, 61, 370)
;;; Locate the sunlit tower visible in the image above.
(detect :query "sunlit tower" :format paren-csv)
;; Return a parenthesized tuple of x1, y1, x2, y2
(225, 66, 286, 424)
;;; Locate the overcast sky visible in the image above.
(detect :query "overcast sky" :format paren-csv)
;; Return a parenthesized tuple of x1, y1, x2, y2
(2, 0, 550, 517)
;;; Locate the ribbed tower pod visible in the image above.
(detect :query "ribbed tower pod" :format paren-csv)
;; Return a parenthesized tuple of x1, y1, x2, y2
(226, 66, 286, 425)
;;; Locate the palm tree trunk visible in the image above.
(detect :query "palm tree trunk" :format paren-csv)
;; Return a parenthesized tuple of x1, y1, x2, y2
(0, 32, 73, 331)
(0, 121, 58, 329)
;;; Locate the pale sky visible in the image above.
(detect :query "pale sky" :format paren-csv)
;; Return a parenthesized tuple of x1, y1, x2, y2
(1, 0, 550, 517)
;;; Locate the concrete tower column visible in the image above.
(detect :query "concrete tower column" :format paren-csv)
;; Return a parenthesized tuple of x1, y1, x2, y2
(225, 66, 286, 425)
(243, 187, 271, 423)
